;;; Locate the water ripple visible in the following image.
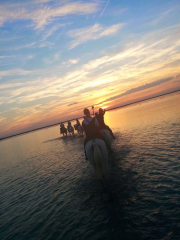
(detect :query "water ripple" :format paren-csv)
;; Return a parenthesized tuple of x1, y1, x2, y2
(0, 94, 180, 240)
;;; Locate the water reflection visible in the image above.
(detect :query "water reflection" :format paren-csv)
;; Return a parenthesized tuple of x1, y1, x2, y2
(74, 132, 139, 239)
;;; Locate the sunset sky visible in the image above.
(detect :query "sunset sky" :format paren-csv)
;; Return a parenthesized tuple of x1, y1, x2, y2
(0, 0, 180, 138)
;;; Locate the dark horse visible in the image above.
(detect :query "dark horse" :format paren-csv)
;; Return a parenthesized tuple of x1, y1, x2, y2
(60, 126, 67, 136)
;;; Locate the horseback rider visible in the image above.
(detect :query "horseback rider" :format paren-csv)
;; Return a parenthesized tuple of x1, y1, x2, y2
(68, 121, 71, 125)
(67, 121, 72, 130)
(60, 122, 67, 135)
(97, 108, 116, 139)
(60, 122, 64, 128)
(74, 118, 80, 130)
(82, 108, 113, 159)
(67, 121, 74, 135)
(76, 119, 80, 125)
(74, 118, 83, 135)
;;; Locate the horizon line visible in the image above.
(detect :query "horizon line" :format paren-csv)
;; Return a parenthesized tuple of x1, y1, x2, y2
(0, 89, 179, 141)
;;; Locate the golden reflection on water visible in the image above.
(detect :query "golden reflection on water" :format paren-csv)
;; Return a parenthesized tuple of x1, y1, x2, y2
(105, 93, 180, 132)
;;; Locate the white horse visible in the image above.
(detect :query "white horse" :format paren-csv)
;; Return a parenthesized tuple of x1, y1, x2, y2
(74, 123, 84, 136)
(85, 139, 108, 178)
(77, 125, 83, 136)
(100, 129, 112, 146)
(67, 125, 74, 136)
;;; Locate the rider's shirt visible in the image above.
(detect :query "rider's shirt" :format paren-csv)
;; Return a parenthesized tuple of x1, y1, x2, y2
(83, 117, 99, 126)
(82, 117, 99, 139)
(97, 113, 105, 128)
(60, 123, 66, 134)
(67, 123, 72, 131)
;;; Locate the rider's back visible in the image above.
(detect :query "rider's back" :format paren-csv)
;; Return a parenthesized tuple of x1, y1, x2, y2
(82, 117, 99, 139)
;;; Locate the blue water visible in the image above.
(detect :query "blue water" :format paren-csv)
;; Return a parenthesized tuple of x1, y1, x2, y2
(0, 93, 180, 240)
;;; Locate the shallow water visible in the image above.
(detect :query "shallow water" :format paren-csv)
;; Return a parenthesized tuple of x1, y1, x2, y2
(0, 92, 180, 240)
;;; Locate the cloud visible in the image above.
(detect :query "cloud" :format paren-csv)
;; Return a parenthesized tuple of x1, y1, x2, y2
(39, 41, 54, 48)
(63, 58, 79, 65)
(0, 6, 27, 27)
(1, 23, 180, 107)
(2, 23, 178, 105)
(0, 2, 98, 29)
(0, 56, 11, 59)
(27, 55, 34, 60)
(77, 84, 111, 98)
(69, 59, 79, 64)
(0, 68, 33, 77)
(42, 23, 70, 40)
(0, 36, 23, 42)
(33, 0, 54, 3)
(0, 82, 25, 90)
(0, 117, 6, 123)
(68, 23, 124, 49)
(1, 42, 36, 51)
(71, 24, 180, 76)
(150, 8, 174, 26)
(0, 75, 76, 105)
(43, 51, 61, 64)
(98, 77, 174, 104)
(67, 102, 78, 106)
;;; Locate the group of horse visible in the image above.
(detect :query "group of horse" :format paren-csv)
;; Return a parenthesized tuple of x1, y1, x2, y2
(60, 123, 84, 137)
(60, 122, 114, 179)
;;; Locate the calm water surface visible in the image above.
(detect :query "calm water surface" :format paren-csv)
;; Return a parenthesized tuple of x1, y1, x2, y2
(0, 93, 180, 240)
